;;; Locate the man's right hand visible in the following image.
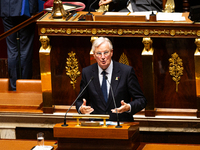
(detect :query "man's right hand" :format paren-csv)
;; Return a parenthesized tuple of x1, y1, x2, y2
(80, 99, 94, 114)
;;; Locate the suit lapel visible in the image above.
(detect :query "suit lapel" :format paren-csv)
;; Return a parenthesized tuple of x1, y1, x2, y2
(106, 61, 121, 110)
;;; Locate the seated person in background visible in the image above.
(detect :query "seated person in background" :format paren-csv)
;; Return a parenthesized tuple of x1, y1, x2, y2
(76, 37, 147, 122)
(99, 0, 163, 12)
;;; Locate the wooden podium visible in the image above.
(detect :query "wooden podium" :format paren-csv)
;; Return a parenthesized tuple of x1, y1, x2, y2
(54, 121, 140, 150)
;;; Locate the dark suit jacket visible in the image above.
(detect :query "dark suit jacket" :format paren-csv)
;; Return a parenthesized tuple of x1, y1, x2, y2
(76, 61, 147, 122)
(0, 0, 38, 17)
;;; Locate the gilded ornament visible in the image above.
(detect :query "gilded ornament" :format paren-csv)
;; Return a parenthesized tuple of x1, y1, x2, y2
(132, 30, 136, 35)
(169, 52, 184, 92)
(80, 29, 84, 34)
(195, 38, 200, 55)
(41, 28, 46, 34)
(92, 28, 97, 35)
(142, 37, 154, 55)
(61, 29, 66, 33)
(55, 29, 58, 33)
(106, 29, 109, 34)
(170, 30, 175, 36)
(164, 0, 175, 13)
(39, 36, 51, 52)
(197, 30, 200, 36)
(119, 53, 129, 66)
(41, 27, 199, 37)
(113, 30, 117, 34)
(66, 28, 72, 34)
(144, 29, 149, 36)
(184, 31, 188, 35)
(192, 31, 196, 35)
(118, 29, 123, 35)
(158, 30, 162, 35)
(66, 51, 81, 90)
(138, 30, 143, 34)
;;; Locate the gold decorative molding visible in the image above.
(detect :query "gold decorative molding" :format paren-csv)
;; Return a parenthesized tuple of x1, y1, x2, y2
(40, 27, 200, 37)
(66, 51, 81, 90)
(119, 53, 129, 66)
(169, 52, 184, 92)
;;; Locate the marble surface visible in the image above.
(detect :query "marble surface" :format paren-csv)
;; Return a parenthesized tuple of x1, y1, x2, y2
(1, 112, 200, 139)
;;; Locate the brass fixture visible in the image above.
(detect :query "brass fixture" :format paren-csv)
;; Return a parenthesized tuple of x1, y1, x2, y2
(169, 53, 184, 92)
(119, 53, 129, 66)
(66, 51, 81, 90)
(50, 0, 68, 19)
(164, 0, 175, 13)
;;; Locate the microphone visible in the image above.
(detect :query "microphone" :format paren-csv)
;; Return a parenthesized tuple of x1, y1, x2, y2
(62, 76, 94, 126)
(86, 0, 98, 21)
(105, 76, 122, 128)
(148, 1, 157, 22)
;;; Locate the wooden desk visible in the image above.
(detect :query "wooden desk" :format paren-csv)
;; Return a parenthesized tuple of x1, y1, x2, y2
(138, 143, 200, 150)
(37, 12, 200, 117)
(37, 12, 198, 38)
(54, 121, 139, 150)
(0, 139, 57, 150)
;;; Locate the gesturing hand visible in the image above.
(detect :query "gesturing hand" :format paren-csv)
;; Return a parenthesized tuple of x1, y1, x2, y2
(111, 100, 130, 113)
(80, 99, 94, 114)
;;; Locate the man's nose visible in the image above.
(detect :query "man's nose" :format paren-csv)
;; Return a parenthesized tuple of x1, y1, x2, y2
(101, 53, 106, 58)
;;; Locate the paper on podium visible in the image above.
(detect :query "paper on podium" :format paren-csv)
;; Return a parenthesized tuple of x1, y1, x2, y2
(104, 11, 157, 20)
(129, 11, 157, 20)
(104, 12, 129, 16)
(32, 145, 53, 150)
(99, 121, 124, 126)
(157, 12, 186, 21)
(95, 12, 146, 21)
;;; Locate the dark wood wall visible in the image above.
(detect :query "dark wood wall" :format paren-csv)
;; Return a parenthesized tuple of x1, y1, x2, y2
(0, 0, 199, 107)
(49, 36, 197, 109)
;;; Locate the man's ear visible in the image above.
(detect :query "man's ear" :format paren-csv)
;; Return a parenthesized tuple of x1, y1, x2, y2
(111, 49, 113, 57)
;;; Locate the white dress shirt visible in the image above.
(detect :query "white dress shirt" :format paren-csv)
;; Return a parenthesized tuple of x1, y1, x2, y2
(98, 60, 113, 98)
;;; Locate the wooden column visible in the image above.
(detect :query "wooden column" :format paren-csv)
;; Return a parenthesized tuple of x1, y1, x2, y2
(142, 37, 156, 117)
(194, 38, 200, 117)
(183, 0, 190, 12)
(39, 36, 53, 113)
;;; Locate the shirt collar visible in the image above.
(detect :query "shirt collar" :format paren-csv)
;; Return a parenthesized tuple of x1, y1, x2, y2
(98, 60, 113, 75)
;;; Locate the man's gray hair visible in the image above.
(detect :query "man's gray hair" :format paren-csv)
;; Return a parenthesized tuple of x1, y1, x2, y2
(92, 37, 113, 53)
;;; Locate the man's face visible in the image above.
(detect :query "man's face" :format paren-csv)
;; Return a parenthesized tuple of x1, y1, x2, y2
(94, 41, 113, 70)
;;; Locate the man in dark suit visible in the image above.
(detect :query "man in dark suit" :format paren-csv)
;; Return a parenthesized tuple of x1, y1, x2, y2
(0, 0, 38, 90)
(76, 37, 147, 122)
(99, 0, 163, 12)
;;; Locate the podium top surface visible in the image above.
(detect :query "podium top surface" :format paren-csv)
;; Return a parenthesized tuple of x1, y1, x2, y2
(37, 12, 200, 38)
(38, 11, 193, 23)
(54, 121, 139, 140)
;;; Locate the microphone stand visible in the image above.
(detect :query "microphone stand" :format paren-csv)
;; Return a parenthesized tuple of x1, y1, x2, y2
(62, 76, 94, 126)
(86, 0, 98, 21)
(105, 76, 122, 128)
(148, 1, 157, 22)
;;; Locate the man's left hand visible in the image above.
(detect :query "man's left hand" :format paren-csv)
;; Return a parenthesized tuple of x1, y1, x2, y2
(111, 100, 130, 113)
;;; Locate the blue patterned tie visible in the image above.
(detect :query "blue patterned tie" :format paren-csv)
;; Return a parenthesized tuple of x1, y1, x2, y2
(101, 71, 107, 102)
